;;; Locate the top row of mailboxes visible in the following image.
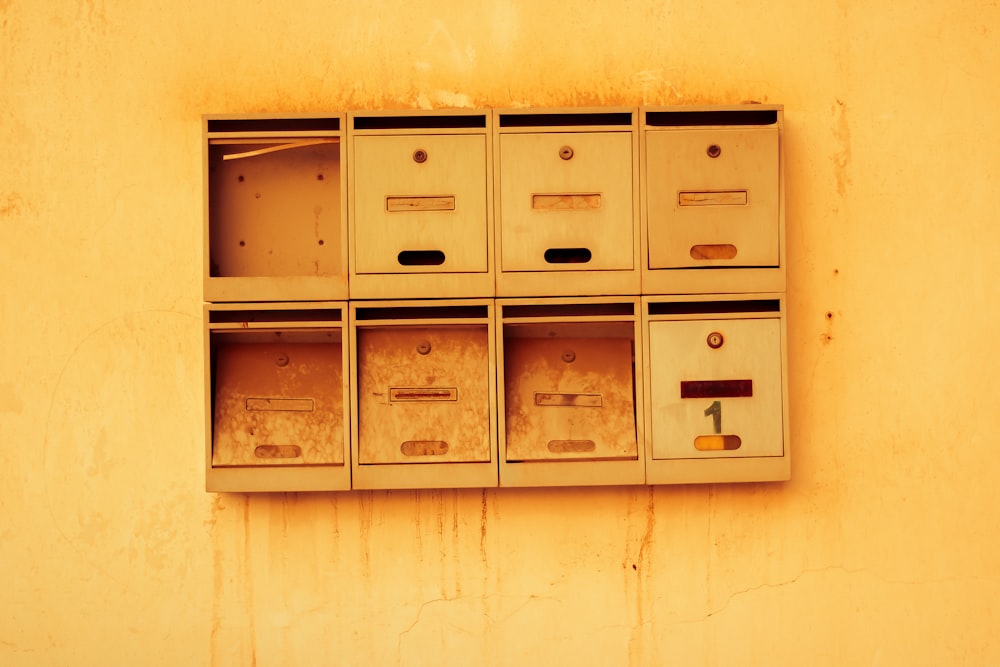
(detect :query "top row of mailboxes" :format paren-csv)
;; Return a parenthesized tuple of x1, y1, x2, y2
(204, 105, 784, 302)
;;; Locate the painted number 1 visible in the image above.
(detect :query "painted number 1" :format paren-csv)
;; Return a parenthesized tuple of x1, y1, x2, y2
(704, 401, 722, 434)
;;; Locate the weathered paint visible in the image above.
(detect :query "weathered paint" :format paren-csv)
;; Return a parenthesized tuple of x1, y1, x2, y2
(2, 0, 1000, 665)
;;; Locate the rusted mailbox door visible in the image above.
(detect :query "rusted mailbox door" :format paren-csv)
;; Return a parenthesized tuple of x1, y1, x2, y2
(356, 325, 492, 464)
(213, 336, 345, 466)
(503, 331, 637, 462)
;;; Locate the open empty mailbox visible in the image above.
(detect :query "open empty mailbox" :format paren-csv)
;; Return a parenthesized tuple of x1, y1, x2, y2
(497, 298, 645, 486)
(495, 109, 640, 297)
(204, 115, 348, 302)
(348, 111, 494, 298)
(205, 302, 350, 492)
(350, 300, 498, 488)
(642, 295, 789, 484)
(642, 106, 784, 294)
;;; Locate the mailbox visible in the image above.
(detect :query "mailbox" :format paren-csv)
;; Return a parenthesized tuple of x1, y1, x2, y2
(497, 298, 645, 486)
(642, 295, 789, 484)
(204, 115, 348, 302)
(205, 302, 350, 492)
(495, 109, 641, 297)
(348, 111, 495, 298)
(642, 106, 784, 294)
(350, 300, 498, 489)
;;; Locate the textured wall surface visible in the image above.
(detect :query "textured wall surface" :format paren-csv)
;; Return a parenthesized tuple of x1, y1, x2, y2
(2, 1, 999, 665)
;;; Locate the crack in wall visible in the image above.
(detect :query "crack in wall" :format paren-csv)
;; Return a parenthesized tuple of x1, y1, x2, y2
(395, 594, 560, 665)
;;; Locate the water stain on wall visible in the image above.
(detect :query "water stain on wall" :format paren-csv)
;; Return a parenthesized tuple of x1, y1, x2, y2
(832, 98, 852, 198)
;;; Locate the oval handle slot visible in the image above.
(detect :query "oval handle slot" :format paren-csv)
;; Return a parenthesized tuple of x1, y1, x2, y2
(401, 441, 449, 456)
(690, 244, 738, 260)
(694, 435, 742, 451)
(254, 445, 303, 459)
(398, 250, 445, 266)
(544, 248, 592, 264)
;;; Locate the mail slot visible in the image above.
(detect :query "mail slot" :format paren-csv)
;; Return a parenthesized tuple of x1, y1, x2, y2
(495, 109, 640, 297)
(642, 295, 788, 484)
(205, 302, 350, 492)
(350, 300, 498, 489)
(642, 106, 784, 295)
(497, 297, 645, 487)
(348, 111, 495, 298)
(204, 115, 348, 302)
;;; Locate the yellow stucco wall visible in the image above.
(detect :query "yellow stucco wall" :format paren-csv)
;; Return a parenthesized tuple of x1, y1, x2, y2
(3, 1, 999, 665)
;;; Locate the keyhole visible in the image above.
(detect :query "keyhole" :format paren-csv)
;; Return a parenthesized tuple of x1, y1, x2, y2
(559, 146, 574, 160)
(561, 350, 576, 363)
(413, 149, 428, 163)
(707, 144, 722, 158)
(707, 332, 724, 349)
(416, 341, 431, 355)
(275, 353, 289, 367)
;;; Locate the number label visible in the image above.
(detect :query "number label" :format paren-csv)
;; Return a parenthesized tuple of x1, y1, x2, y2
(704, 401, 722, 434)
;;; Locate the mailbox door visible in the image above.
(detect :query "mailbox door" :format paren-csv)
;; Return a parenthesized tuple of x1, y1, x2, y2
(646, 128, 779, 269)
(357, 326, 492, 463)
(503, 336, 637, 461)
(209, 140, 342, 278)
(499, 132, 634, 271)
(353, 134, 488, 274)
(647, 317, 783, 459)
(212, 341, 345, 466)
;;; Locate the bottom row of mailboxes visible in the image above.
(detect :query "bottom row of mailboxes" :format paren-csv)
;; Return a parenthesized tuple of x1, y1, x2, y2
(205, 296, 789, 492)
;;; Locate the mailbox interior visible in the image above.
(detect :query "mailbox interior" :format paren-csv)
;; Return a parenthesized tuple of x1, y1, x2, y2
(205, 116, 347, 301)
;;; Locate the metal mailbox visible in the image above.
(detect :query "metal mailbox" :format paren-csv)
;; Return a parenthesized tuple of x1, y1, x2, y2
(348, 111, 495, 299)
(642, 106, 784, 294)
(642, 295, 789, 484)
(495, 109, 641, 297)
(204, 115, 348, 302)
(350, 300, 498, 489)
(497, 298, 645, 486)
(205, 302, 350, 492)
